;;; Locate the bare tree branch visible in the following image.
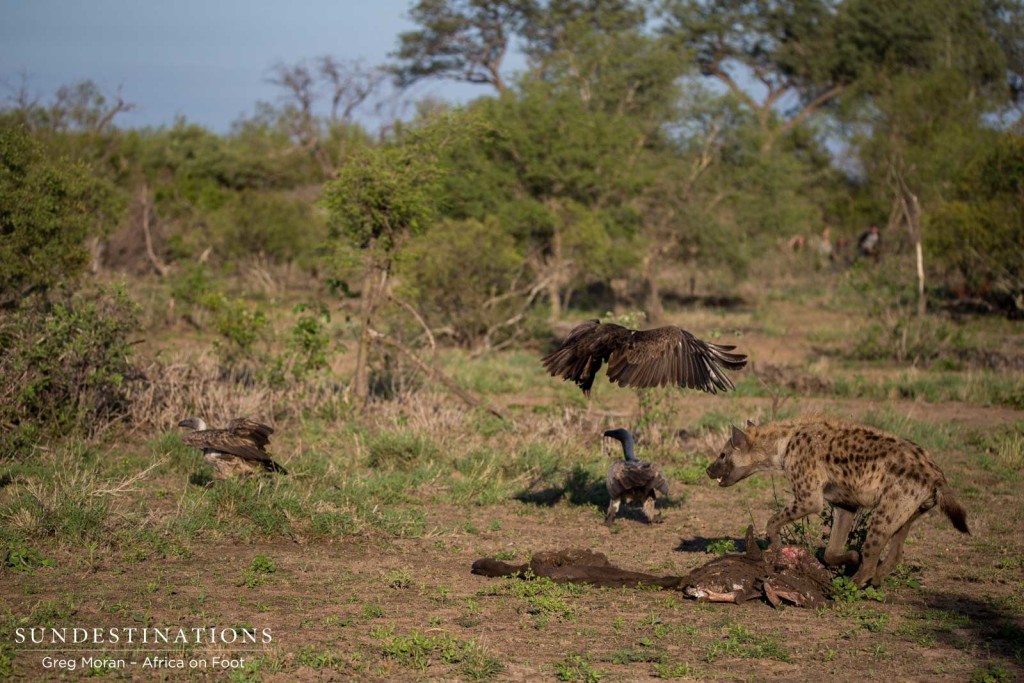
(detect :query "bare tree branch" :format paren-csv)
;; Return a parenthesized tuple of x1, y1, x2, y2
(388, 293, 437, 359)
(140, 184, 169, 278)
(367, 327, 511, 422)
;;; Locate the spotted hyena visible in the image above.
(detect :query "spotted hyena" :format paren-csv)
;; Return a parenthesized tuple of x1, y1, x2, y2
(705, 417, 970, 586)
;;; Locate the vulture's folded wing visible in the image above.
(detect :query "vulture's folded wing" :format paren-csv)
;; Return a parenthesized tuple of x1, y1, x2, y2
(609, 461, 669, 497)
(227, 417, 274, 448)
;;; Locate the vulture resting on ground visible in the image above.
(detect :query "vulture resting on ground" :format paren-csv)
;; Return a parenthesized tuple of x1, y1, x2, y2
(603, 428, 669, 525)
(541, 319, 747, 396)
(177, 417, 287, 481)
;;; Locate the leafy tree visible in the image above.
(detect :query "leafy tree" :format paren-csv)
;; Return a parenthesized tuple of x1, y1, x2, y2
(0, 125, 120, 306)
(392, 0, 531, 92)
(444, 83, 648, 319)
(928, 128, 1024, 299)
(840, 0, 1024, 312)
(323, 114, 462, 403)
(524, 0, 685, 122)
(662, 0, 854, 153)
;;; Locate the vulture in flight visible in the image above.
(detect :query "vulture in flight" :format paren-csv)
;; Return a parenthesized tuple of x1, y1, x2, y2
(541, 319, 747, 396)
(603, 428, 669, 525)
(177, 417, 287, 481)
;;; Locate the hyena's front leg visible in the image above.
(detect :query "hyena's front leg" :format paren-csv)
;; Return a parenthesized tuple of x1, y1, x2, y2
(604, 498, 621, 526)
(766, 488, 824, 547)
(823, 507, 861, 567)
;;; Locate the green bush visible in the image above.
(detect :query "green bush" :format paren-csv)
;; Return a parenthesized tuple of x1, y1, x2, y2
(929, 130, 1023, 297)
(0, 286, 141, 456)
(287, 303, 334, 378)
(212, 296, 268, 360)
(0, 124, 120, 306)
(842, 264, 968, 365)
(396, 217, 526, 348)
(207, 191, 324, 264)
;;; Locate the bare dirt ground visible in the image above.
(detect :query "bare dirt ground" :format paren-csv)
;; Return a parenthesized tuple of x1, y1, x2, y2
(6, 406, 1023, 681)
(3, 301, 1023, 682)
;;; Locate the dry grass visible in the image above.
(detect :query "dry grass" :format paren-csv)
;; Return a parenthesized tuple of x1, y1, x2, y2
(2, 274, 1022, 681)
(126, 350, 352, 431)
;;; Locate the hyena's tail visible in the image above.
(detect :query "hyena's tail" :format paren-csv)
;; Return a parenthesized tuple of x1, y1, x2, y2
(938, 484, 970, 534)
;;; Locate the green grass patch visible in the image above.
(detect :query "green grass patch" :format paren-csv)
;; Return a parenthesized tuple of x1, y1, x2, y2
(2, 545, 57, 572)
(703, 624, 790, 662)
(478, 574, 584, 623)
(366, 431, 440, 470)
(238, 554, 276, 588)
(379, 628, 504, 679)
(554, 653, 605, 682)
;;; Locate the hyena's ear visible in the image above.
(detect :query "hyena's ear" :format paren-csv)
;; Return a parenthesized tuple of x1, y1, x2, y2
(745, 419, 757, 428)
(730, 425, 751, 449)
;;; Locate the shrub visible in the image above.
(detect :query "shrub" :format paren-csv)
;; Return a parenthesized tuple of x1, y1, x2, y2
(396, 217, 526, 349)
(0, 286, 141, 456)
(928, 130, 1023, 298)
(0, 124, 121, 306)
(207, 191, 324, 264)
(212, 296, 268, 361)
(287, 303, 334, 379)
(842, 264, 968, 365)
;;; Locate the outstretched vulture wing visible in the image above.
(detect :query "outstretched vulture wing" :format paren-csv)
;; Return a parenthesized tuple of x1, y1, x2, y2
(541, 320, 632, 395)
(606, 327, 747, 394)
(608, 461, 670, 499)
(542, 320, 747, 395)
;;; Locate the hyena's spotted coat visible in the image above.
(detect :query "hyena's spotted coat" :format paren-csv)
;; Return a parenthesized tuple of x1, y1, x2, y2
(706, 417, 970, 586)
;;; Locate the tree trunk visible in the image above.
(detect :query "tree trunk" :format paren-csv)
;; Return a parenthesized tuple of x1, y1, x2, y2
(547, 225, 565, 321)
(352, 264, 388, 407)
(642, 252, 664, 323)
(901, 189, 925, 316)
(140, 185, 169, 278)
(546, 278, 562, 321)
(915, 239, 926, 316)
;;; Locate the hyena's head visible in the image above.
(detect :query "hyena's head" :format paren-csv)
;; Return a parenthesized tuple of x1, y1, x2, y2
(706, 425, 771, 487)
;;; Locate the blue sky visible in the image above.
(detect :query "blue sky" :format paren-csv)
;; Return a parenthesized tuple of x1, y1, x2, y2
(0, 0, 494, 131)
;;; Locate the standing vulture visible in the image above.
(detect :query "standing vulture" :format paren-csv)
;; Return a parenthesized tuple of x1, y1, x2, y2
(603, 428, 669, 525)
(177, 417, 287, 480)
(541, 319, 747, 396)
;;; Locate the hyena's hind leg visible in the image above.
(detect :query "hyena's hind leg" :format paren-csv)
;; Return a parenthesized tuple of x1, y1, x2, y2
(850, 486, 922, 587)
(823, 506, 861, 567)
(605, 498, 622, 526)
(874, 504, 931, 584)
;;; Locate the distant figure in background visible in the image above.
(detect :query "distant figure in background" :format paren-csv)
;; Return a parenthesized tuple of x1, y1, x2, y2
(816, 227, 834, 263)
(858, 225, 881, 261)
